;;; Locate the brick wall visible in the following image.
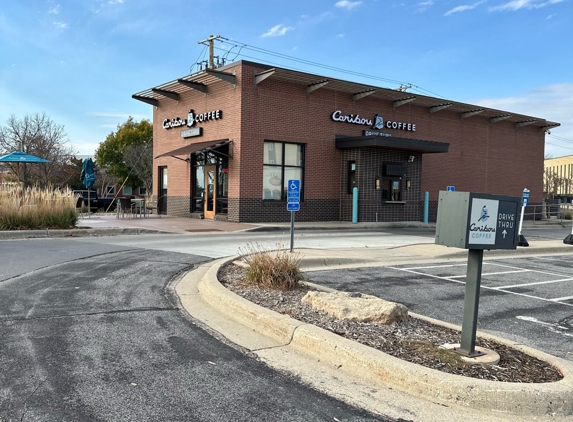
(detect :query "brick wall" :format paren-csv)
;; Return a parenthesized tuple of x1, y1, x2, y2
(147, 61, 547, 223)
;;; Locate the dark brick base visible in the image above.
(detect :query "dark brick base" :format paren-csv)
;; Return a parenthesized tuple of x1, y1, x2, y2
(341, 199, 423, 222)
(229, 198, 339, 223)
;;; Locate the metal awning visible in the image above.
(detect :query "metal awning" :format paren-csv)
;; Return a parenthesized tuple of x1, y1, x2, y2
(155, 139, 232, 160)
(335, 135, 449, 153)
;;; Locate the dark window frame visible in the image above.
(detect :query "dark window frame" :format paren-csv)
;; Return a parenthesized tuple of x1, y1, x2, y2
(263, 141, 305, 202)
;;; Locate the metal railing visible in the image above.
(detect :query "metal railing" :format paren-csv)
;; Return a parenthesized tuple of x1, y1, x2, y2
(522, 200, 573, 224)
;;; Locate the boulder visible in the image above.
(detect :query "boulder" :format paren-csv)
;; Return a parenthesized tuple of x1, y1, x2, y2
(301, 291, 408, 325)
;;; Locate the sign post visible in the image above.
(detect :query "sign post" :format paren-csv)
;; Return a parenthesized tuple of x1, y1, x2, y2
(517, 188, 530, 247)
(435, 191, 519, 357)
(287, 180, 301, 252)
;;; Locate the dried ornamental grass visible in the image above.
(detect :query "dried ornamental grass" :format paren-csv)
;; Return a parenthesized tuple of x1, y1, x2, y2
(238, 243, 304, 291)
(0, 185, 78, 230)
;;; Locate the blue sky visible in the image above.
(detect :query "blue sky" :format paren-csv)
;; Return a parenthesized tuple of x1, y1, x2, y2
(1, 0, 572, 157)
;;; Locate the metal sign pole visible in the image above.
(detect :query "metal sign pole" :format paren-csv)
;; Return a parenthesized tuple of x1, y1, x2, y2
(517, 188, 529, 246)
(290, 211, 295, 252)
(458, 249, 484, 357)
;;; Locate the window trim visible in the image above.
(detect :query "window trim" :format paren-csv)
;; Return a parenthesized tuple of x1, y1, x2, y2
(263, 140, 305, 202)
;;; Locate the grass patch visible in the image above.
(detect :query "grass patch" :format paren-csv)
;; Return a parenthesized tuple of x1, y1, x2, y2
(0, 185, 78, 230)
(238, 243, 304, 291)
(402, 340, 470, 369)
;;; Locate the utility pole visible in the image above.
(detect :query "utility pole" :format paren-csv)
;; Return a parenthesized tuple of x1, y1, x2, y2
(198, 35, 221, 69)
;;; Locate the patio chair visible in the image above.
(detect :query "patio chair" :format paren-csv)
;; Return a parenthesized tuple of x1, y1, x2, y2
(118, 197, 134, 218)
(145, 198, 161, 217)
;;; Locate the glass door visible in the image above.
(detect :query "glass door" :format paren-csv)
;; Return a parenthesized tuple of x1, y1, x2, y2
(204, 165, 216, 219)
(158, 166, 167, 214)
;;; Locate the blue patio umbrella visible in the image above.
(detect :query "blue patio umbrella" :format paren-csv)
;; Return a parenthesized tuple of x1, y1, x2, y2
(80, 158, 96, 189)
(80, 158, 97, 216)
(0, 150, 50, 186)
(0, 150, 50, 163)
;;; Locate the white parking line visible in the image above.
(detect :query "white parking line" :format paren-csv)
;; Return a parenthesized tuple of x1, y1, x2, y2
(448, 269, 530, 279)
(482, 261, 573, 278)
(388, 266, 573, 307)
(397, 264, 467, 270)
(495, 277, 573, 290)
(550, 295, 573, 302)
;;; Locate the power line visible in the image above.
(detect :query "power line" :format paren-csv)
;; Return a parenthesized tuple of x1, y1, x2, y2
(546, 142, 573, 152)
(215, 37, 446, 98)
(548, 133, 573, 144)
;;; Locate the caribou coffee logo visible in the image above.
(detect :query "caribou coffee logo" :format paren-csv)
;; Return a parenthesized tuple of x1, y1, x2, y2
(468, 198, 498, 245)
(163, 109, 223, 130)
(331, 110, 416, 132)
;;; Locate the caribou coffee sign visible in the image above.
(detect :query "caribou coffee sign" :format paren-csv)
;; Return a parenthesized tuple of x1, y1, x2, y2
(331, 110, 416, 132)
(163, 109, 223, 130)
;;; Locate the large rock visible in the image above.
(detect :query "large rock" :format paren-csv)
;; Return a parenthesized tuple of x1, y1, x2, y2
(301, 291, 408, 325)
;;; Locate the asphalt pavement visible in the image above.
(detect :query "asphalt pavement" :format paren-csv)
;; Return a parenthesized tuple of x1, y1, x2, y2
(0, 216, 571, 421)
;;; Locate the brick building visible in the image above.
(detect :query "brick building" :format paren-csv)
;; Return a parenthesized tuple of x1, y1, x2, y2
(133, 60, 559, 223)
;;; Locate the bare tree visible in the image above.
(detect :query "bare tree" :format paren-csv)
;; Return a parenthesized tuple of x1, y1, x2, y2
(122, 140, 153, 195)
(0, 113, 77, 187)
(544, 167, 571, 199)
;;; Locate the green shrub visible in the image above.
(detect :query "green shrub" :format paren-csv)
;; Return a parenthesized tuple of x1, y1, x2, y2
(0, 185, 78, 230)
(238, 243, 304, 291)
(563, 212, 573, 220)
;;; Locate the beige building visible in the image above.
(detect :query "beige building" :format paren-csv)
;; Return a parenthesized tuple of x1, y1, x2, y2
(544, 155, 573, 198)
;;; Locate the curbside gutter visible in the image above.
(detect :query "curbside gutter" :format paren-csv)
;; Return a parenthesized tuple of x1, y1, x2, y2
(195, 256, 573, 418)
(0, 228, 162, 239)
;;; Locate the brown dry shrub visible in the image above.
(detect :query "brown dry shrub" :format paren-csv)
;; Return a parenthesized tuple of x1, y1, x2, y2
(238, 243, 303, 291)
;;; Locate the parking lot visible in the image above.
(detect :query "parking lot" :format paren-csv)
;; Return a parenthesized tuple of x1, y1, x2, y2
(306, 254, 573, 361)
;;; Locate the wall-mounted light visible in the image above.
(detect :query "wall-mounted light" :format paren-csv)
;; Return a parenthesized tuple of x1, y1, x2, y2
(406, 180, 411, 190)
(408, 155, 415, 163)
(375, 176, 381, 190)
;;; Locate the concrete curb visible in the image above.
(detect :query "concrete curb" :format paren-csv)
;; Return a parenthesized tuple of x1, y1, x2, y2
(0, 228, 162, 239)
(196, 257, 573, 417)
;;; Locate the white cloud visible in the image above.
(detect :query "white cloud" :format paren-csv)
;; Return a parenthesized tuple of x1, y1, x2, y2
(335, 1, 363, 10)
(416, 1, 435, 13)
(445, 1, 487, 16)
(261, 24, 293, 38)
(53, 21, 68, 30)
(108, 0, 124, 4)
(489, 0, 563, 12)
(474, 83, 573, 157)
(48, 4, 61, 14)
(337, 33, 345, 37)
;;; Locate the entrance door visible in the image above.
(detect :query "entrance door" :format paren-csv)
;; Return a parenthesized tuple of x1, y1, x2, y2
(158, 166, 168, 215)
(204, 165, 216, 219)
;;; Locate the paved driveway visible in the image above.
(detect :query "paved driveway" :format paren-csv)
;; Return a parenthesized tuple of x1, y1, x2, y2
(305, 255, 573, 362)
(0, 240, 386, 421)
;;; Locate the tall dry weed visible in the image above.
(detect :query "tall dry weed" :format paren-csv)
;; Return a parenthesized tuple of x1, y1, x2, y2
(238, 243, 303, 291)
(0, 185, 78, 229)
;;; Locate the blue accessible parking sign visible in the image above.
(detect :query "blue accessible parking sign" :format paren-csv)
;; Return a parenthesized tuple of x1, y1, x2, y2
(287, 179, 300, 212)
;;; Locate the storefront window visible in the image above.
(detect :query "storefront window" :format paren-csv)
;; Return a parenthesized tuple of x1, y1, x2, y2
(381, 178, 402, 201)
(263, 141, 305, 201)
(193, 166, 204, 211)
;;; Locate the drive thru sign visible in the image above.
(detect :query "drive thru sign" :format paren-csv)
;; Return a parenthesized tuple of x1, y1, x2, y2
(435, 192, 520, 250)
(435, 191, 520, 358)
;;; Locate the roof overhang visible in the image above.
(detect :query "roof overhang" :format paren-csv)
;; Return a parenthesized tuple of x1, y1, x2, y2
(155, 139, 232, 160)
(335, 135, 449, 154)
(133, 59, 559, 130)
